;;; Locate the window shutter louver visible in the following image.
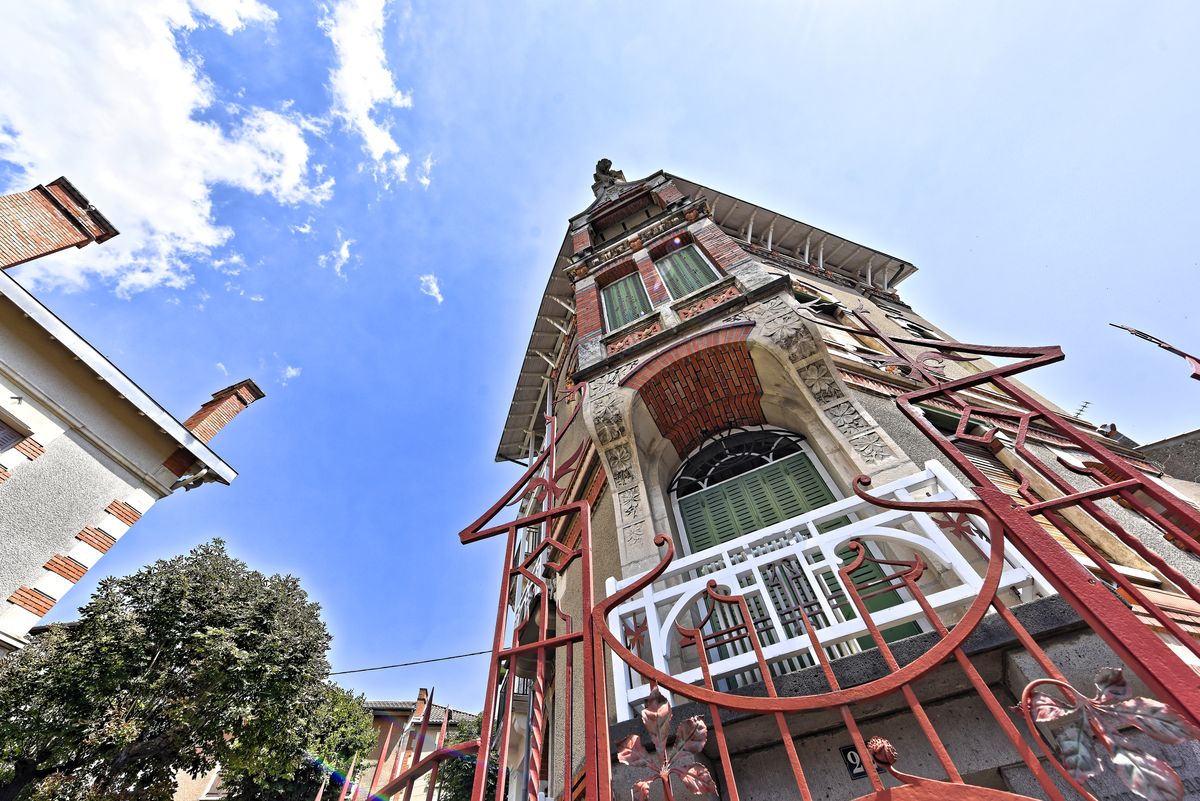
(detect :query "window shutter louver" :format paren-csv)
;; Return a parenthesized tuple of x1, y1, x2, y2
(656, 246, 718, 298)
(602, 273, 652, 330)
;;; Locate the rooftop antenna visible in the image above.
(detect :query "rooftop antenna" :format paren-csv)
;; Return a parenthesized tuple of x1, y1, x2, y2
(1072, 400, 1091, 420)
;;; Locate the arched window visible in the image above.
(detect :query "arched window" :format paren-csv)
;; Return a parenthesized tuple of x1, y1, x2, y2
(670, 428, 838, 554)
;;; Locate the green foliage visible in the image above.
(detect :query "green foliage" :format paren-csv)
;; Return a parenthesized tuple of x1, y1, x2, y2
(0, 540, 374, 801)
(436, 716, 496, 801)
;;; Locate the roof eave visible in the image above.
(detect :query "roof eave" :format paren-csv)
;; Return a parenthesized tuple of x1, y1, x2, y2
(0, 271, 238, 484)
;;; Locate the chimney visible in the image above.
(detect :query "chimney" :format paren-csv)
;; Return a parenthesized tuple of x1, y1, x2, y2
(182, 379, 265, 444)
(0, 176, 119, 270)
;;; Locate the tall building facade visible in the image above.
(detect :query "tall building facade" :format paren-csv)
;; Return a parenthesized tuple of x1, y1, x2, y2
(380, 163, 1200, 801)
(0, 177, 263, 649)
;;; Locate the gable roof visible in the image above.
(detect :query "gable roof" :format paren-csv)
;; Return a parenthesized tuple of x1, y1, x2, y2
(495, 169, 918, 463)
(0, 270, 238, 484)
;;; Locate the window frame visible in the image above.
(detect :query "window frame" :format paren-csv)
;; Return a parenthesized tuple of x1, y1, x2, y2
(668, 426, 845, 557)
(653, 243, 721, 301)
(599, 271, 654, 332)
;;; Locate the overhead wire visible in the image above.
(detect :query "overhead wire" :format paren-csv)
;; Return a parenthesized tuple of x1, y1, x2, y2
(330, 649, 491, 676)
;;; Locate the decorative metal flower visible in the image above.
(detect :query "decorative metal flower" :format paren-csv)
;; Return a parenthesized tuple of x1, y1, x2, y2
(1024, 668, 1200, 801)
(617, 690, 717, 801)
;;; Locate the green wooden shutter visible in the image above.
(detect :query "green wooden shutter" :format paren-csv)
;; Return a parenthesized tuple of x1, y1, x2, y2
(656, 246, 718, 298)
(602, 273, 652, 330)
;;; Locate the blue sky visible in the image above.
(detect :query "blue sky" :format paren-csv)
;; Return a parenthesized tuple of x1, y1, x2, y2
(2, 2, 1198, 711)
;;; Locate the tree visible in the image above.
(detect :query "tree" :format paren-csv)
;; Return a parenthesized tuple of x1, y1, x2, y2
(435, 715, 496, 801)
(0, 540, 375, 801)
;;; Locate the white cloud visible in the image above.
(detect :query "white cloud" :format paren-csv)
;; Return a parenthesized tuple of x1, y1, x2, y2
(215, 361, 229, 376)
(0, 1, 333, 296)
(291, 216, 315, 235)
(417, 153, 434, 189)
(418, 273, 443, 304)
(318, 230, 355, 278)
(320, 0, 413, 184)
(248, 294, 264, 302)
(281, 365, 302, 385)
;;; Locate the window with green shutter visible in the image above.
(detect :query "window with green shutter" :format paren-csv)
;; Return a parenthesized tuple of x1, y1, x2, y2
(674, 430, 920, 644)
(655, 245, 719, 299)
(601, 272, 652, 331)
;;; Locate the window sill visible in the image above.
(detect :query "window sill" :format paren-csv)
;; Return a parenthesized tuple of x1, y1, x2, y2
(668, 274, 738, 313)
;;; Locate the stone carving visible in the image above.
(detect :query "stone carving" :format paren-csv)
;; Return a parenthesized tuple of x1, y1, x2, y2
(618, 487, 641, 520)
(721, 312, 752, 324)
(608, 321, 662, 355)
(826, 401, 871, 437)
(622, 520, 646, 546)
(798, 363, 842, 405)
(850, 432, 893, 465)
(606, 443, 636, 489)
(593, 394, 627, 446)
(593, 158, 626, 187)
(676, 284, 741, 321)
(733, 261, 775, 290)
(577, 336, 605, 369)
(752, 296, 818, 362)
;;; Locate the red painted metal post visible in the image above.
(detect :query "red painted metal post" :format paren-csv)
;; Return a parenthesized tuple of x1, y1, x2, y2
(366, 720, 394, 800)
(336, 753, 357, 801)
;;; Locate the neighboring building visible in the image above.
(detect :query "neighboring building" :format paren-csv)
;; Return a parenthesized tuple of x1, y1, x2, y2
(467, 163, 1200, 801)
(0, 177, 263, 650)
(171, 689, 479, 801)
(1141, 428, 1200, 489)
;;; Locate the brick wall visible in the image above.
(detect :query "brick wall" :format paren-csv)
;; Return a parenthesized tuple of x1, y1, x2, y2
(0, 177, 117, 269)
(634, 251, 669, 306)
(636, 338, 765, 457)
(691, 220, 748, 273)
(182, 379, 265, 444)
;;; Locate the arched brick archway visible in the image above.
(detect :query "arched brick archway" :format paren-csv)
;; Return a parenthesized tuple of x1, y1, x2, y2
(620, 322, 766, 457)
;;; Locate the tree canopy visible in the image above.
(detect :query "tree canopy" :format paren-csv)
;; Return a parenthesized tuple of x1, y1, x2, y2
(0, 539, 375, 801)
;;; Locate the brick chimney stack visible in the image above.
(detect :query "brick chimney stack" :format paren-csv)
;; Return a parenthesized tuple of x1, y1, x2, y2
(0, 177, 119, 269)
(182, 380, 266, 444)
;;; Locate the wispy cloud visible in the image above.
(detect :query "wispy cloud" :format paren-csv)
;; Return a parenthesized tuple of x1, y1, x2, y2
(281, 365, 302, 386)
(291, 217, 315, 235)
(215, 361, 229, 377)
(318, 230, 355, 278)
(418, 273, 443, 304)
(320, 0, 413, 185)
(417, 154, 434, 189)
(0, 1, 334, 295)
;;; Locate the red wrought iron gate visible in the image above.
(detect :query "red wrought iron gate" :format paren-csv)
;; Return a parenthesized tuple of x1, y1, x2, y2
(373, 316, 1200, 801)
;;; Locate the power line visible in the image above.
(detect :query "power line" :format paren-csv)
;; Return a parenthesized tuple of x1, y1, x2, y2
(330, 649, 491, 676)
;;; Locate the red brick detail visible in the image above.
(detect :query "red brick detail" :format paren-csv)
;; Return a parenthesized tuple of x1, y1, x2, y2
(608, 320, 662, 356)
(622, 323, 756, 391)
(105, 500, 142, 527)
(637, 339, 766, 457)
(44, 555, 87, 583)
(77, 526, 116, 553)
(691, 221, 748, 272)
(594, 257, 638, 288)
(14, 437, 44, 460)
(651, 181, 684, 207)
(0, 178, 117, 270)
(0, 466, 8, 485)
(676, 284, 741, 321)
(635, 252, 670, 306)
(8, 587, 55, 616)
(575, 283, 603, 343)
(570, 227, 592, 255)
(182, 379, 265, 443)
(163, 447, 196, 477)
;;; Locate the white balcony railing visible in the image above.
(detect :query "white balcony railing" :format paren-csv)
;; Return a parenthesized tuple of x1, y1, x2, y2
(605, 461, 1050, 720)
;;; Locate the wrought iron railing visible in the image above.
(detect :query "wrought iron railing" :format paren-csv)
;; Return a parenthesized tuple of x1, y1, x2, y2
(605, 460, 1047, 719)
